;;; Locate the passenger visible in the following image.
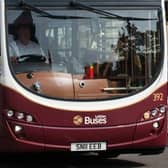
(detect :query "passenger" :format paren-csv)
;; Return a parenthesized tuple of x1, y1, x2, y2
(9, 11, 45, 63)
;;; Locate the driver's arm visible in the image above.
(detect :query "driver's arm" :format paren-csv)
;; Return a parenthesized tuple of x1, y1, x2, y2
(8, 41, 20, 63)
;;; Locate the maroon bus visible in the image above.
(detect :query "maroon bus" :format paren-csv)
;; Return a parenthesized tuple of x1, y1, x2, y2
(0, 0, 167, 156)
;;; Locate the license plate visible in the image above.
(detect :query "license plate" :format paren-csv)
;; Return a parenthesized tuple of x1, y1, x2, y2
(71, 142, 107, 152)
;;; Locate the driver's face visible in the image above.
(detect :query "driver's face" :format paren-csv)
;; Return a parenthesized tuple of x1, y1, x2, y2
(18, 26, 31, 45)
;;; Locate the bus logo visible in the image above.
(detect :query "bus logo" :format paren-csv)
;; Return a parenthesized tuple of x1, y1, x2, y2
(73, 115, 83, 126)
(73, 115, 107, 126)
(85, 115, 107, 125)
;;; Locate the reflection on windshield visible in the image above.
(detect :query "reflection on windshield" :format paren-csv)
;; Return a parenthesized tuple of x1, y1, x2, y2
(7, 9, 161, 100)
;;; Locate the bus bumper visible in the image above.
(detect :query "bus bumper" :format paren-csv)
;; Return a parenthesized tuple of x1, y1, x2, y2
(0, 116, 166, 154)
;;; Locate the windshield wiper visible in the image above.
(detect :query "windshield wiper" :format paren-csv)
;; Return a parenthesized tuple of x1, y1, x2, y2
(70, 0, 123, 19)
(70, 1, 157, 21)
(19, 0, 89, 19)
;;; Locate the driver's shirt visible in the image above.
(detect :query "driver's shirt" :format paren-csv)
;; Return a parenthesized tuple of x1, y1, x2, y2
(9, 40, 45, 57)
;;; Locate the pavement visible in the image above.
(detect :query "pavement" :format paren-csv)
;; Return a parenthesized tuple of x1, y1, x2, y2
(0, 147, 167, 168)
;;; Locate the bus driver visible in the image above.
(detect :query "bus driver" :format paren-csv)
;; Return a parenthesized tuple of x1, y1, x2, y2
(9, 11, 45, 63)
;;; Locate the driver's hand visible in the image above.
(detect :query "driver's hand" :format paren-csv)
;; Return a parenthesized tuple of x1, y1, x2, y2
(11, 56, 17, 63)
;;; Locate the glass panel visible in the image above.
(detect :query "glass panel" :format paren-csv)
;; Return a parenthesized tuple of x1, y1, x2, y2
(7, 8, 161, 100)
(0, 27, 1, 56)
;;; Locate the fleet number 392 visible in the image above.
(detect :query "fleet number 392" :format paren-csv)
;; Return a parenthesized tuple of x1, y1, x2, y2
(153, 93, 164, 102)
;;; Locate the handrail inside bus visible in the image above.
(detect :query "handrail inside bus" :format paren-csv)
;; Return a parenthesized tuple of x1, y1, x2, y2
(103, 86, 143, 91)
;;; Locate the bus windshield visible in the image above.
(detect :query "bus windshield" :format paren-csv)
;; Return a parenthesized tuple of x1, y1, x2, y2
(7, 6, 162, 100)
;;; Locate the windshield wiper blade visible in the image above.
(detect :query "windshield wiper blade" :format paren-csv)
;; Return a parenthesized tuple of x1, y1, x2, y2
(70, 1, 157, 21)
(19, 0, 89, 19)
(70, 0, 123, 19)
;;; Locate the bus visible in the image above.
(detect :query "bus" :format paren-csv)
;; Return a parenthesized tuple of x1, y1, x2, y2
(0, 0, 167, 155)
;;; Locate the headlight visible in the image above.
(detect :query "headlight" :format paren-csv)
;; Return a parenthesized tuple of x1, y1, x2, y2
(151, 109, 158, 117)
(153, 122, 159, 129)
(7, 110, 14, 117)
(159, 106, 166, 113)
(26, 115, 33, 122)
(14, 125, 23, 133)
(16, 112, 24, 120)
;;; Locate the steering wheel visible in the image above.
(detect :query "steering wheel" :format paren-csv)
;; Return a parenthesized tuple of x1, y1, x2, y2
(17, 55, 46, 63)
